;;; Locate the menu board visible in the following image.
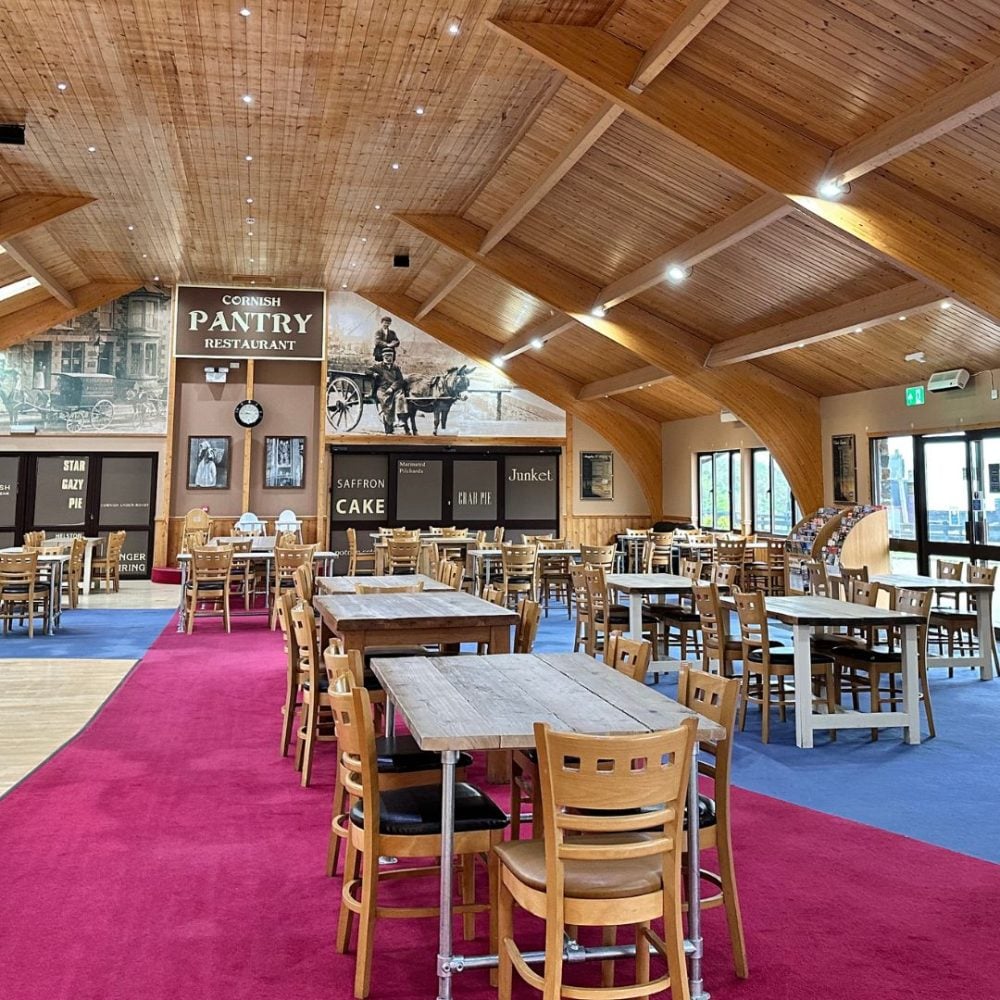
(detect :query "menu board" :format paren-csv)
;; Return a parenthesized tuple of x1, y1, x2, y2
(453, 460, 498, 521)
(330, 453, 389, 523)
(0, 455, 19, 526)
(100, 457, 154, 525)
(33, 455, 89, 527)
(117, 529, 151, 577)
(396, 458, 442, 523)
(504, 455, 558, 521)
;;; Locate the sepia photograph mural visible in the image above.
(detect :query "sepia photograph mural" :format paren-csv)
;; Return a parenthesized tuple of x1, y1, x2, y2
(0, 287, 171, 436)
(327, 292, 565, 438)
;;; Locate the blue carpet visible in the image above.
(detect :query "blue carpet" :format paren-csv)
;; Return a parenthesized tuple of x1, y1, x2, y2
(534, 603, 1000, 864)
(0, 609, 174, 660)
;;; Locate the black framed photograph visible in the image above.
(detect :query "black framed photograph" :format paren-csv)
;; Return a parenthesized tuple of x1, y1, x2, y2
(581, 451, 614, 501)
(187, 436, 231, 490)
(832, 433, 857, 503)
(264, 435, 306, 489)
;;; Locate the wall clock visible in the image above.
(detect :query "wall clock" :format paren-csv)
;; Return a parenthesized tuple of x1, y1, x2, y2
(234, 398, 264, 428)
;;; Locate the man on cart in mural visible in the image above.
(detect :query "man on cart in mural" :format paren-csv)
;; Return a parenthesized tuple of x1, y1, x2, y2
(369, 344, 411, 434)
(372, 315, 400, 362)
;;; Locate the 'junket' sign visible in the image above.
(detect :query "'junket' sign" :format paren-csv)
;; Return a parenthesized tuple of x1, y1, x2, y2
(174, 285, 326, 361)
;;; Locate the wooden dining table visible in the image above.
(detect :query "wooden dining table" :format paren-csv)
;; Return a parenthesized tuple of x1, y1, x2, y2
(370, 650, 724, 1000)
(606, 572, 695, 638)
(466, 547, 580, 594)
(315, 573, 452, 595)
(0, 548, 68, 635)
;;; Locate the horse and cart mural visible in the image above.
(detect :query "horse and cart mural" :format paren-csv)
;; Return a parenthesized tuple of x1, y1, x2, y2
(326, 295, 565, 439)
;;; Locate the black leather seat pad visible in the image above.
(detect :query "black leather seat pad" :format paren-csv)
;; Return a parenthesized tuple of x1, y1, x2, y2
(748, 646, 834, 665)
(374, 734, 472, 773)
(350, 782, 509, 836)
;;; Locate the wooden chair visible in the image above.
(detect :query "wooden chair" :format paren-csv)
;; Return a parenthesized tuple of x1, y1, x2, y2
(500, 542, 537, 607)
(929, 563, 995, 675)
(495, 719, 696, 1000)
(183, 507, 211, 538)
(23, 530, 45, 548)
(435, 557, 464, 590)
(184, 546, 233, 634)
(481, 583, 506, 606)
(513, 598, 541, 654)
(579, 543, 615, 572)
(837, 564, 869, 601)
(650, 558, 703, 660)
(293, 562, 314, 604)
(219, 537, 259, 609)
(583, 564, 657, 658)
(355, 581, 425, 594)
(537, 542, 573, 618)
(711, 561, 739, 594)
(334, 684, 507, 999)
(64, 535, 86, 609)
(569, 565, 592, 653)
(386, 537, 420, 575)
(715, 537, 747, 587)
(603, 630, 653, 683)
(346, 527, 376, 576)
(492, 526, 505, 544)
(277, 592, 305, 758)
(833, 588, 935, 740)
(270, 544, 317, 628)
(92, 530, 127, 592)
(734, 590, 837, 744)
(748, 538, 786, 595)
(694, 582, 742, 678)
(276, 531, 299, 548)
(181, 529, 207, 556)
(291, 602, 337, 787)
(0, 550, 50, 638)
(649, 531, 674, 572)
(677, 667, 748, 978)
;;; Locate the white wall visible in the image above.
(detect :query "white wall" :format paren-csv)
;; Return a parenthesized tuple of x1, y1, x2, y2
(572, 417, 649, 516)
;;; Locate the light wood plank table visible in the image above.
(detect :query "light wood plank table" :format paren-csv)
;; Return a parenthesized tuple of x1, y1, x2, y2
(371, 651, 724, 1000)
(315, 573, 452, 595)
(606, 572, 694, 639)
(742, 594, 925, 748)
(370, 534, 473, 575)
(869, 572, 999, 681)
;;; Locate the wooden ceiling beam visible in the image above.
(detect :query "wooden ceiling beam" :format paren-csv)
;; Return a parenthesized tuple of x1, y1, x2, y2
(825, 58, 1000, 186)
(706, 282, 948, 368)
(414, 260, 475, 319)
(628, 0, 731, 94)
(499, 312, 577, 361)
(358, 287, 665, 515)
(0, 280, 138, 351)
(488, 21, 1000, 327)
(397, 211, 823, 512)
(596, 192, 791, 310)
(1, 238, 74, 308)
(0, 193, 94, 245)
(578, 365, 672, 400)
(478, 100, 622, 254)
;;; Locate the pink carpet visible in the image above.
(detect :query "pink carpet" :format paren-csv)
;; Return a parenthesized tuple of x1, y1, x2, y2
(2, 616, 999, 1000)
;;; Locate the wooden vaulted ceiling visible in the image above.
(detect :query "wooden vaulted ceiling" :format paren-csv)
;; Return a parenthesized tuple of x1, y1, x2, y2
(3, 2, 1000, 511)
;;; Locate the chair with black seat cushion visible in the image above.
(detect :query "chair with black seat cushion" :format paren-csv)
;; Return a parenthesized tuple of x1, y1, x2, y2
(583, 564, 657, 658)
(647, 558, 703, 661)
(929, 563, 995, 677)
(184, 546, 233, 634)
(694, 582, 743, 677)
(269, 544, 316, 629)
(0, 550, 49, 638)
(734, 590, 837, 744)
(495, 719, 696, 1000)
(677, 667, 747, 978)
(291, 602, 339, 787)
(333, 685, 507, 999)
(92, 530, 126, 593)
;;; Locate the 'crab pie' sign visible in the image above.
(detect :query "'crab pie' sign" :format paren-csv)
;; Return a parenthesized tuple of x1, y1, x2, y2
(174, 285, 326, 361)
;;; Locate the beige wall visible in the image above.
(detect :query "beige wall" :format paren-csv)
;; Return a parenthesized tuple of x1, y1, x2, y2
(571, 417, 649, 516)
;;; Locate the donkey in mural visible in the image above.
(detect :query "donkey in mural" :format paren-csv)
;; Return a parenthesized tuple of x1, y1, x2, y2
(401, 364, 475, 435)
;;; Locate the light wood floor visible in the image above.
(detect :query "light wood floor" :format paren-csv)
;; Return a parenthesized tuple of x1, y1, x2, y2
(0, 659, 136, 796)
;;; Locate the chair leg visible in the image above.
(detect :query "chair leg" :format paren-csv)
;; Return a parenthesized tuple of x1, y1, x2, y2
(336, 841, 360, 953)
(717, 829, 749, 978)
(635, 922, 651, 999)
(300, 698, 318, 787)
(601, 925, 616, 987)
(737, 669, 751, 732)
(870, 670, 881, 742)
(777, 674, 787, 722)
(326, 772, 347, 877)
(496, 874, 514, 1000)
(462, 853, 477, 941)
(761, 670, 771, 744)
(542, 907, 564, 1000)
(223, 589, 231, 633)
(661, 875, 690, 1000)
(919, 665, 936, 738)
(354, 855, 378, 999)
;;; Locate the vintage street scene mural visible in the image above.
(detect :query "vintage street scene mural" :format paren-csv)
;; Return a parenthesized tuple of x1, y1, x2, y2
(326, 292, 565, 438)
(0, 287, 170, 435)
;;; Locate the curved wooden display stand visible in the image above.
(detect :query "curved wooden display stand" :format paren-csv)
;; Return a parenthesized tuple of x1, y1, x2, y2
(786, 506, 890, 594)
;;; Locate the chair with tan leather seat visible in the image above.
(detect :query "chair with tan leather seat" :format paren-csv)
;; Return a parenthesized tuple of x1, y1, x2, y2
(64, 535, 87, 609)
(92, 530, 127, 593)
(495, 719, 697, 1000)
(334, 684, 508, 999)
(579, 543, 615, 573)
(929, 562, 995, 676)
(269, 543, 317, 628)
(0, 550, 49, 638)
(184, 546, 233, 634)
(694, 582, 743, 678)
(386, 536, 420, 575)
(346, 527, 376, 576)
(291, 602, 338, 787)
(500, 542, 537, 608)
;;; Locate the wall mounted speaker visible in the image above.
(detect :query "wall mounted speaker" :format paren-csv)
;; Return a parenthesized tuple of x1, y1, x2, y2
(0, 123, 26, 145)
(392, 253, 410, 268)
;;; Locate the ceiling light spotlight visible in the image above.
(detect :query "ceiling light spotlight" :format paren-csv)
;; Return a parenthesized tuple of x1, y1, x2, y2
(249, 257, 254, 263)
(245, 197, 254, 204)
(415, 106, 425, 115)
(56, 81, 69, 92)
(374, 203, 381, 210)
(818, 179, 848, 199)
(391, 162, 400, 170)
(904, 351, 926, 363)
(244, 154, 253, 161)
(360, 236, 367, 242)
(854, 327, 863, 333)
(245, 216, 255, 224)
(341, 282, 347, 289)
(940, 300, 952, 310)
(142, 253, 147, 258)
(247, 231, 253, 237)
(87, 145, 97, 153)
(153, 275, 160, 282)
(127, 224, 135, 231)
(493, 356, 505, 367)
(447, 18, 461, 35)
(241, 94, 253, 104)
(666, 264, 690, 283)
(898, 315, 907, 321)
(591, 305, 606, 318)
(531, 338, 544, 350)
(239, 6, 251, 16)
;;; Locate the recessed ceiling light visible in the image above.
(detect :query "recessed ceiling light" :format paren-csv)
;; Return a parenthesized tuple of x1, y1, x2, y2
(86, 145, 97, 153)
(249, 258, 254, 263)
(248, 231, 253, 237)
(415, 106, 425, 115)
(898, 315, 907, 321)
(246, 197, 254, 204)
(360, 237, 367, 242)
(818, 179, 848, 199)
(374, 203, 381, 210)
(127, 224, 135, 231)
(142, 253, 147, 258)
(940, 300, 952, 310)
(447, 18, 461, 35)
(591, 305, 606, 318)
(391, 162, 400, 170)
(531, 338, 544, 350)
(239, 6, 251, 16)
(250, 280, 256, 285)
(241, 94, 253, 104)
(153, 275, 160, 282)
(56, 81, 69, 92)
(341, 282, 348, 289)
(244, 154, 253, 162)
(246, 216, 255, 224)
(493, 356, 505, 367)
(666, 264, 690, 283)
(350, 262, 357, 268)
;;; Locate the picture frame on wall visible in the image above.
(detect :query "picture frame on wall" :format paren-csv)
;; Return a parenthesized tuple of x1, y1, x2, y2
(187, 436, 231, 490)
(264, 436, 306, 489)
(580, 451, 614, 501)
(832, 433, 857, 503)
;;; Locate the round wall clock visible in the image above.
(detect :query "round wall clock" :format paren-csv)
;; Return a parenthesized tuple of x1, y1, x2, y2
(234, 398, 264, 428)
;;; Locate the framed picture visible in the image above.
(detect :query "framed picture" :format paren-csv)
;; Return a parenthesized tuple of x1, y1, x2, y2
(580, 451, 614, 501)
(832, 433, 857, 503)
(187, 436, 231, 490)
(264, 435, 306, 489)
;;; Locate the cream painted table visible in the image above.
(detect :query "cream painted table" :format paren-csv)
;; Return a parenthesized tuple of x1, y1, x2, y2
(606, 572, 695, 639)
(370, 650, 725, 1000)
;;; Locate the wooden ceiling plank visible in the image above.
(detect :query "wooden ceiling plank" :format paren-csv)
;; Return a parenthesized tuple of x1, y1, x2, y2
(478, 100, 623, 254)
(0, 194, 94, 245)
(359, 287, 664, 515)
(578, 364, 672, 399)
(501, 312, 577, 360)
(414, 260, 476, 319)
(628, 0, 731, 93)
(596, 191, 791, 309)
(1, 237, 75, 308)
(487, 21, 1000, 327)
(826, 57, 1000, 186)
(706, 281, 948, 368)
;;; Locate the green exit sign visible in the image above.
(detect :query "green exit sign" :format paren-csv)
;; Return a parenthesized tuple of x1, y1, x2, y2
(905, 385, 926, 407)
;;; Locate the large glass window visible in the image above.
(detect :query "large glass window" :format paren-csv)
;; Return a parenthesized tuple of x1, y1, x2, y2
(697, 450, 741, 531)
(871, 436, 916, 541)
(751, 449, 796, 535)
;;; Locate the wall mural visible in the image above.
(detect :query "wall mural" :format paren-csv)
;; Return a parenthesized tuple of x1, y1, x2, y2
(327, 292, 565, 438)
(0, 287, 171, 436)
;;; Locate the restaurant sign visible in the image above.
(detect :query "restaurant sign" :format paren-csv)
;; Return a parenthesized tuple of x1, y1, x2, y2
(174, 285, 326, 361)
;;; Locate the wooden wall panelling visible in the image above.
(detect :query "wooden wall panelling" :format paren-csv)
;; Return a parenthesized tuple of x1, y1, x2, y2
(165, 516, 320, 565)
(393, 213, 824, 512)
(564, 513, 653, 547)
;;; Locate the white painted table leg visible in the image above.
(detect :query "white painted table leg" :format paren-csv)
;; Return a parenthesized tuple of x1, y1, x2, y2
(629, 590, 642, 641)
(176, 561, 187, 633)
(793, 624, 814, 748)
(82, 541, 94, 594)
(900, 624, 922, 744)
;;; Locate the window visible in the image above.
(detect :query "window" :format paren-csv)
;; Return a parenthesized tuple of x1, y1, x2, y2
(697, 450, 741, 531)
(751, 449, 796, 535)
(97, 339, 114, 375)
(61, 342, 84, 373)
(871, 436, 916, 541)
(129, 341, 158, 378)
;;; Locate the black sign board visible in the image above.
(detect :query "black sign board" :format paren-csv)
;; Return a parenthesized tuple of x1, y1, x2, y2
(100, 457, 154, 525)
(396, 459, 442, 523)
(331, 453, 389, 522)
(34, 455, 89, 527)
(0, 455, 19, 526)
(453, 460, 498, 521)
(504, 455, 558, 521)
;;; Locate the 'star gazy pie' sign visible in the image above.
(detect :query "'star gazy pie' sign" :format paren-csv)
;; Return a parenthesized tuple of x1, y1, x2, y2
(174, 285, 326, 361)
